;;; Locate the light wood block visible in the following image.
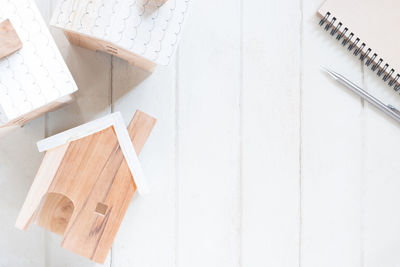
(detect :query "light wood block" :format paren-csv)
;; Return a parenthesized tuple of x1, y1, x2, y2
(0, 19, 22, 59)
(64, 31, 157, 72)
(16, 110, 156, 263)
(0, 94, 74, 136)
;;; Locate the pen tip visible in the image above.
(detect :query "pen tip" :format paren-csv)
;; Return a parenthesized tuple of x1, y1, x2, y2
(320, 66, 338, 79)
(320, 65, 330, 73)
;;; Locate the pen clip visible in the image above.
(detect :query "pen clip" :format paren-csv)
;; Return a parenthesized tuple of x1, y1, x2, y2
(387, 105, 400, 116)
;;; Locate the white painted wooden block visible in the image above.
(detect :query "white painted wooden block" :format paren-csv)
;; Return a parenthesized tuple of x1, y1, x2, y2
(301, 1, 364, 266)
(0, 0, 78, 131)
(241, 0, 301, 265)
(51, 0, 191, 72)
(176, 0, 241, 266)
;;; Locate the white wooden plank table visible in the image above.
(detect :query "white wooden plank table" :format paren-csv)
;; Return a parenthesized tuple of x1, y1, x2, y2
(1, 0, 400, 266)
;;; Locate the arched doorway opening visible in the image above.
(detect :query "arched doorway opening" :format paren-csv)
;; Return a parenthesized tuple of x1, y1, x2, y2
(35, 192, 74, 235)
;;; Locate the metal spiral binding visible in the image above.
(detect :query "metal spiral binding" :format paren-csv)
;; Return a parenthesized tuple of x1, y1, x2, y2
(319, 12, 400, 91)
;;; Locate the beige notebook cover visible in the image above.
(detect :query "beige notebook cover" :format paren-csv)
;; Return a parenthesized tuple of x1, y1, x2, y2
(318, 0, 400, 88)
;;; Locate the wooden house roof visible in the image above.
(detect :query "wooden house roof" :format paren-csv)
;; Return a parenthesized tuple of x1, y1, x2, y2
(37, 112, 148, 195)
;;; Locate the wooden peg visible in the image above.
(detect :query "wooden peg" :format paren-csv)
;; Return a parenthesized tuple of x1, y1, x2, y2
(0, 19, 22, 59)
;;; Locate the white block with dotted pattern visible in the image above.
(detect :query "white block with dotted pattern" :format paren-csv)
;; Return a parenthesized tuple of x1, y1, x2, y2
(0, 0, 78, 132)
(51, 0, 191, 72)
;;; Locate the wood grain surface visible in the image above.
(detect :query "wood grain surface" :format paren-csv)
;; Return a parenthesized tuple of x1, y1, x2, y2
(0, 19, 22, 59)
(2, 0, 400, 266)
(64, 31, 156, 72)
(16, 111, 155, 263)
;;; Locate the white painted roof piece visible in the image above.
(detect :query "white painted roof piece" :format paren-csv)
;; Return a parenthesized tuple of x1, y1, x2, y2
(37, 112, 148, 195)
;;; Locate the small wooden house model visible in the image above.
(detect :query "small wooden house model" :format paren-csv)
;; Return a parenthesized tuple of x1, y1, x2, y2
(15, 110, 156, 263)
(51, 0, 191, 72)
(0, 0, 77, 133)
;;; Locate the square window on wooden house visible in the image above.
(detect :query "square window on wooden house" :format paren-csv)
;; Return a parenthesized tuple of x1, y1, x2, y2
(95, 203, 108, 216)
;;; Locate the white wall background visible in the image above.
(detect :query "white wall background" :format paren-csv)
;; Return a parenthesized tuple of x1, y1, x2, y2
(1, 0, 400, 266)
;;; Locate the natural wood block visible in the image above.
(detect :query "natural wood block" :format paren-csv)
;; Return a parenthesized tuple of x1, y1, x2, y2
(0, 1, 77, 132)
(0, 94, 74, 136)
(51, 0, 192, 71)
(64, 31, 157, 72)
(16, 110, 156, 263)
(0, 19, 22, 59)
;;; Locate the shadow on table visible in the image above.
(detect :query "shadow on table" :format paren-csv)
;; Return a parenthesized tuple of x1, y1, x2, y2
(111, 56, 152, 104)
(44, 44, 150, 136)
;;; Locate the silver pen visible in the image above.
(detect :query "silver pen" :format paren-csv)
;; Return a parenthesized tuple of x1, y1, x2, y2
(322, 67, 400, 124)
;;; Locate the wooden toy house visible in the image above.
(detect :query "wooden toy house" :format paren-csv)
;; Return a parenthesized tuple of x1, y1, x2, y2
(0, 0, 77, 133)
(51, 0, 191, 72)
(15, 110, 156, 263)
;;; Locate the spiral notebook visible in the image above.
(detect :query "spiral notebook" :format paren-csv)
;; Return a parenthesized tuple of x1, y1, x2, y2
(318, 0, 400, 91)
